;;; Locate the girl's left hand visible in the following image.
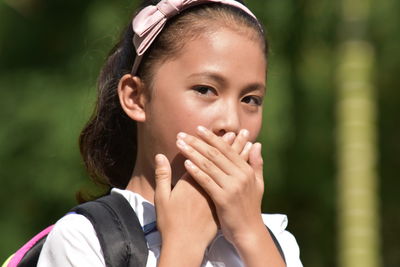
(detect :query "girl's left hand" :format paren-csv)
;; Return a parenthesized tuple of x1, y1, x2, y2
(176, 126, 265, 245)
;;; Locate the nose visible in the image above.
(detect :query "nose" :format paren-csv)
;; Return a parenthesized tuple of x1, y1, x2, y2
(211, 101, 241, 137)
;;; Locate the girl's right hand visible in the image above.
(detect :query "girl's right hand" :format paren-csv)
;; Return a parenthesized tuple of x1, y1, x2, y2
(154, 132, 250, 266)
(154, 153, 218, 266)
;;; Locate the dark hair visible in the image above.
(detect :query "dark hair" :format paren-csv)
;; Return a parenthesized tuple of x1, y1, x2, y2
(78, 0, 267, 200)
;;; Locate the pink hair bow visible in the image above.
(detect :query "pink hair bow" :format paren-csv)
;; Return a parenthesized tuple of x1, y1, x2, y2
(131, 0, 259, 74)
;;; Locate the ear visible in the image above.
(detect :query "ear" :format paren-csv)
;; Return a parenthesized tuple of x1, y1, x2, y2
(118, 74, 147, 122)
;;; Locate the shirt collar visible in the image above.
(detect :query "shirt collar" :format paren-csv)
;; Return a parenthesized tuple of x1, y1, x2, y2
(111, 188, 156, 228)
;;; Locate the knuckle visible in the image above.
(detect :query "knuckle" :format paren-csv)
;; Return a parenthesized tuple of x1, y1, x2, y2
(155, 167, 169, 178)
(206, 147, 220, 159)
(203, 175, 213, 185)
(228, 181, 243, 195)
(201, 159, 213, 170)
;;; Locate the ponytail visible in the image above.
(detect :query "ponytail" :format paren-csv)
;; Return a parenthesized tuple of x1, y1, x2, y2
(79, 25, 137, 193)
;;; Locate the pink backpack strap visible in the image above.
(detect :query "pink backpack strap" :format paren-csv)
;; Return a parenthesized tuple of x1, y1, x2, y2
(7, 225, 54, 267)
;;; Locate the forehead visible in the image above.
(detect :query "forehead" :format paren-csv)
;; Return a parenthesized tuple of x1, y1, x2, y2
(152, 27, 266, 87)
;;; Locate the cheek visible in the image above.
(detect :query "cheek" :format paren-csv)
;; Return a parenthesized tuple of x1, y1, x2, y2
(173, 103, 212, 133)
(242, 114, 263, 141)
(151, 96, 211, 138)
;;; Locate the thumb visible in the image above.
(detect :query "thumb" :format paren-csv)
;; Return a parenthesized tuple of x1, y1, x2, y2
(154, 154, 172, 204)
(248, 143, 263, 182)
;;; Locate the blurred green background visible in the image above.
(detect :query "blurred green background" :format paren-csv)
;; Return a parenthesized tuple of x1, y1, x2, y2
(0, 0, 399, 266)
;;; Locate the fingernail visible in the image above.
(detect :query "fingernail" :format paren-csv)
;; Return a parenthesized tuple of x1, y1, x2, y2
(155, 154, 164, 164)
(222, 132, 234, 141)
(255, 142, 262, 152)
(244, 141, 252, 151)
(176, 139, 188, 149)
(226, 132, 236, 138)
(177, 132, 187, 139)
(197, 125, 208, 135)
(185, 160, 195, 169)
(241, 129, 249, 137)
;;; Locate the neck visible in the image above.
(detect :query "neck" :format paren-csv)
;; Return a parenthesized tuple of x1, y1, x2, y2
(124, 129, 187, 203)
(125, 153, 187, 204)
(125, 153, 156, 204)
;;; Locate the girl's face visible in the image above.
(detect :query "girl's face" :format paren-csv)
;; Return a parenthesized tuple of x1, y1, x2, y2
(140, 27, 266, 177)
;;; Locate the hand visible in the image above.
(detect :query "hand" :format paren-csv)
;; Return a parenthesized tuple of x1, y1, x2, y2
(154, 154, 218, 266)
(174, 128, 285, 267)
(176, 126, 265, 245)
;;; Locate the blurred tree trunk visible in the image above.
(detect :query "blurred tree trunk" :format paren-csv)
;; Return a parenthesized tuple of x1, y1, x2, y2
(336, 0, 381, 266)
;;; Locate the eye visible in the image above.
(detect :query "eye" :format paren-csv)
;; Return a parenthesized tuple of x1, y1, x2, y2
(192, 85, 217, 96)
(242, 95, 263, 106)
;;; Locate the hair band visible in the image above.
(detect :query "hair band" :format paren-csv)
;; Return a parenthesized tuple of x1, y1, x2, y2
(131, 0, 261, 74)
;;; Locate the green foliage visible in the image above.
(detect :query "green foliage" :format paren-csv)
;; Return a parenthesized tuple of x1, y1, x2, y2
(0, 0, 399, 266)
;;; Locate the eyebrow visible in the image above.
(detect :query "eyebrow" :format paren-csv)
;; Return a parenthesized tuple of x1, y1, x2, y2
(187, 72, 227, 86)
(187, 71, 266, 94)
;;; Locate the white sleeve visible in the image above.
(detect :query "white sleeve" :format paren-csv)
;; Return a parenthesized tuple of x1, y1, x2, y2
(37, 213, 105, 267)
(262, 214, 303, 267)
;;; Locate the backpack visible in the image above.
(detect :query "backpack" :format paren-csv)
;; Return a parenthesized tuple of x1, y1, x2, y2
(4, 193, 286, 267)
(4, 193, 149, 267)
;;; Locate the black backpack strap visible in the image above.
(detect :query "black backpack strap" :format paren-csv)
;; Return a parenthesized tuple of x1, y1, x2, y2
(72, 193, 149, 267)
(267, 226, 286, 264)
(17, 234, 48, 267)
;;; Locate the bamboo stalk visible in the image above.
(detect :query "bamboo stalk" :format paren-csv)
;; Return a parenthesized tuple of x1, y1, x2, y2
(336, 0, 381, 266)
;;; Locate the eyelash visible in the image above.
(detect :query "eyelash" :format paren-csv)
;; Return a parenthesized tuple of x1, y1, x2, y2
(192, 85, 263, 106)
(192, 85, 216, 96)
(242, 95, 263, 106)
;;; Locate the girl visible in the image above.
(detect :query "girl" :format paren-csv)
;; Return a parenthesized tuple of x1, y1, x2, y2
(37, 0, 302, 266)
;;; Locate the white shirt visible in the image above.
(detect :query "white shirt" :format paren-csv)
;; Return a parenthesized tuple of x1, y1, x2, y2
(38, 188, 302, 267)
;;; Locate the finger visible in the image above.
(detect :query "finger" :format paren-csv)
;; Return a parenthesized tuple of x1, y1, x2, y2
(184, 159, 222, 201)
(220, 130, 251, 161)
(194, 126, 248, 170)
(176, 138, 227, 187)
(240, 141, 253, 161)
(248, 143, 264, 182)
(222, 132, 236, 145)
(231, 129, 250, 155)
(154, 154, 172, 204)
(178, 133, 240, 177)
(222, 131, 251, 161)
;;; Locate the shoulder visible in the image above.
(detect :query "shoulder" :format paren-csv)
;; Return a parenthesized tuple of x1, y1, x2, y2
(37, 213, 105, 267)
(262, 213, 303, 267)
